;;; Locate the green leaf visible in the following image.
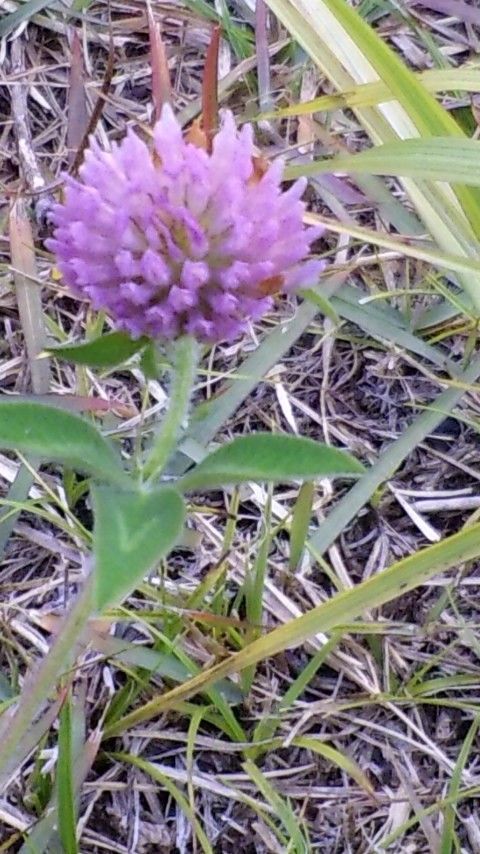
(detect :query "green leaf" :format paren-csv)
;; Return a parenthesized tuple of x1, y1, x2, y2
(179, 434, 364, 491)
(286, 138, 480, 188)
(46, 332, 147, 369)
(0, 400, 128, 486)
(92, 485, 186, 610)
(292, 737, 375, 796)
(88, 634, 243, 703)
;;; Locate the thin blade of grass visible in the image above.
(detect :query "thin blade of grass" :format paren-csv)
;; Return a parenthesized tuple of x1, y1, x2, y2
(439, 714, 480, 854)
(259, 67, 480, 118)
(186, 707, 208, 835)
(9, 201, 49, 395)
(56, 692, 78, 854)
(304, 211, 480, 281)
(289, 482, 314, 571)
(110, 753, 214, 854)
(243, 492, 272, 692)
(380, 784, 480, 848)
(293, 736, 375, 797)
(331, 284, 459, 373)
(250, 634, 340, 753)
(286, 137, 480, 190)
(243, 759, 309, 852)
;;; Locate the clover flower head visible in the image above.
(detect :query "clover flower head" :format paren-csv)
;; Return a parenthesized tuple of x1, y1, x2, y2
(46, 105, 325, 343)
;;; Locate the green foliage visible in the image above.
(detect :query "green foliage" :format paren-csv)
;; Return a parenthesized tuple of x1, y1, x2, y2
(179, 434, 364, 491)
(92, 485, 186, 610)
(47, 331, 147, 369)
(0, 401, 128, 487)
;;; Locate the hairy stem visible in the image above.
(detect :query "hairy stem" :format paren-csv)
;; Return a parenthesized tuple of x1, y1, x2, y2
(143, 335, 200, 482)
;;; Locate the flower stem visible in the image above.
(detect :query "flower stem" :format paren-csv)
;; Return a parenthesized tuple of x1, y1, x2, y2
(142, 335, 200, 482)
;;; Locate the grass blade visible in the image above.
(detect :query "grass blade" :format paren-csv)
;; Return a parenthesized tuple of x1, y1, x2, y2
(56, 692, 78, 854)
(110, 753, 214, 854)
(289, 482, 314, 571)
(260, 67, 480, 118)
(439, 714, 480, 854)
(305, 211, 480, 280)
(0, 0, 58, 38)
(293, 736, 375, 797)
(287, 137, 480, 190)
(243, 759, 309, 853)
(9, 201, 49, 393)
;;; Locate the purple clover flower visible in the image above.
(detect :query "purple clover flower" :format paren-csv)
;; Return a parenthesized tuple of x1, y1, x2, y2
(46, 106, 325, 343)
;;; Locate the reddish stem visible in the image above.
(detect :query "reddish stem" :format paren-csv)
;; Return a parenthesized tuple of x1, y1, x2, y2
(202, 25, 221, 153)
